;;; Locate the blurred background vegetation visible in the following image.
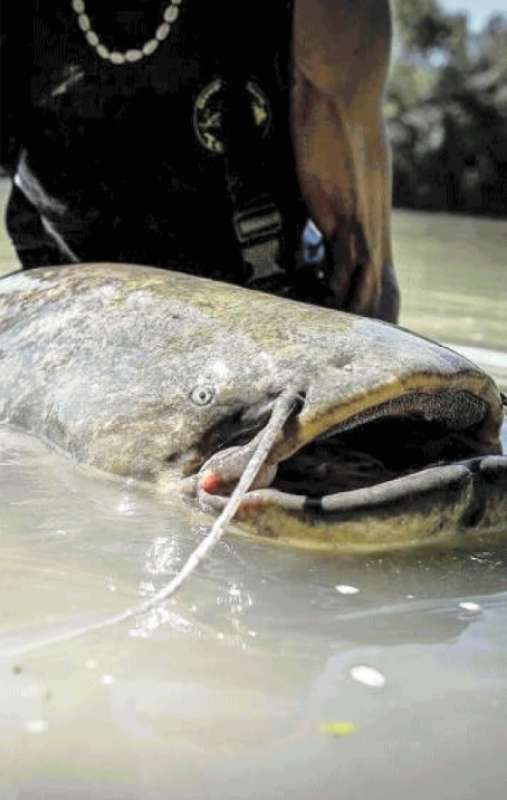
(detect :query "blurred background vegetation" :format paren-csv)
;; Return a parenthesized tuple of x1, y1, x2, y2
(388, 0, 507, 216)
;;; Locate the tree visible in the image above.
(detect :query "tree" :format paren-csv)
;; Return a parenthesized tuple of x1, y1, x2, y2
(387, 0, 507, 215)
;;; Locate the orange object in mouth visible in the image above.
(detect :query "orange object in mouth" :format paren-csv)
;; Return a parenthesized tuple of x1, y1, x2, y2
(199, 470, 222, 495)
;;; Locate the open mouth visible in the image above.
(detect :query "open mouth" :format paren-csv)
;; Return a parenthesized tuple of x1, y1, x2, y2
(272, 390, 488, 497)
(195, 385, 501, 515)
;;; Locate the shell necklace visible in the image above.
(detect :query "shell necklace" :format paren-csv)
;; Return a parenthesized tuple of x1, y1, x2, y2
(71, 0, 183, 65)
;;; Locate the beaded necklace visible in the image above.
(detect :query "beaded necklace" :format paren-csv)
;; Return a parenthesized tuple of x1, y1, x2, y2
(71, 0, 183, 65)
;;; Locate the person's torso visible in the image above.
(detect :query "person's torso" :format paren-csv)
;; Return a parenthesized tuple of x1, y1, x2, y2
(14, 0, 306, 275)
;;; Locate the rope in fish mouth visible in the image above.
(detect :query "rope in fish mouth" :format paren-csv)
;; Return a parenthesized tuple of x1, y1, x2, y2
(8, 387, 301, 657)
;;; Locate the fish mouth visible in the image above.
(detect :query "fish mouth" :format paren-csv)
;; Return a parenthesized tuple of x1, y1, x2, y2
(195, 374, 505, 543)
(272, 390, 489, 496)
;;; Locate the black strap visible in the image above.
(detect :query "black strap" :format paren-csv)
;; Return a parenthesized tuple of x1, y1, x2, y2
(220, 1, 288, 284)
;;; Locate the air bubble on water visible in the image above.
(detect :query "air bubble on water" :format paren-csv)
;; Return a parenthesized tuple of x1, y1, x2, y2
(25, 719, 48, 734)
(100, 674, 116, 686)
(459, 601, 482, 614)
(350, 665, 386, 688)
(336, 585, 360, 595)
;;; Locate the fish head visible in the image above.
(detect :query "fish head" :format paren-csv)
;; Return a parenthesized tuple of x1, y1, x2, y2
(74, 269, 505, 552)
(168, 295, 506, 552)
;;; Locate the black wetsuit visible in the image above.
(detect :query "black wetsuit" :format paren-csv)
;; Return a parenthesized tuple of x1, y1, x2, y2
(1, 1, 325, 293)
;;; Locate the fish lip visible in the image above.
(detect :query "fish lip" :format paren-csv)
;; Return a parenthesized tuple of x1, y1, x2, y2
(270, 370, 502, 464)
(198, 455, 507, 517)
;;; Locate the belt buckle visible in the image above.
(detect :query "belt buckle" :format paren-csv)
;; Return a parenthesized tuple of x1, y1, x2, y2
(233, 203, 282, 246)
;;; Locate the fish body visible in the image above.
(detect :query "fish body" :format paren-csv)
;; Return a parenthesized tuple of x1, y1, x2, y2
(0, 263, 505, 552)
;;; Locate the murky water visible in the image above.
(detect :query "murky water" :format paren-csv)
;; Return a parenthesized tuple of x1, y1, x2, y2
(393, 210, 507, 354)
(1, 180, 506, 799)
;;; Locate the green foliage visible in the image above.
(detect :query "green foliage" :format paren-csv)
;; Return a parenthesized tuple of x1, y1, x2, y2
(395, 0, 457, 56)
(388, 1, 507, 215)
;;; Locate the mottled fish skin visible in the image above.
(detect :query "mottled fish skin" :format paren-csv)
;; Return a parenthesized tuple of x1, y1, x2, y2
(0, 263, 505, 552)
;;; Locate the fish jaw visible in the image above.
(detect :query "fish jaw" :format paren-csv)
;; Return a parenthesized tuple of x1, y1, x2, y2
(199, 455, 507, 553)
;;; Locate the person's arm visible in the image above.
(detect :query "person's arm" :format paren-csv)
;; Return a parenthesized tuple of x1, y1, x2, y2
(292, 0, 399, 322)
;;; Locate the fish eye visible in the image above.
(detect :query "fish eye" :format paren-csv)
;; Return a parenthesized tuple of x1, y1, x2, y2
(190, 385, 216, 407)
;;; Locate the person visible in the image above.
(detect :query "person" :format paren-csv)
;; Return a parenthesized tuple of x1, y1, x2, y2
(0, 0, 399, 321)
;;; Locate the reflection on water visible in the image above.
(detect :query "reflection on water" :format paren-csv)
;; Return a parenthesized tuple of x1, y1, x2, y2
(0, 425, 507, 799)
(0, 180, 506, 798)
